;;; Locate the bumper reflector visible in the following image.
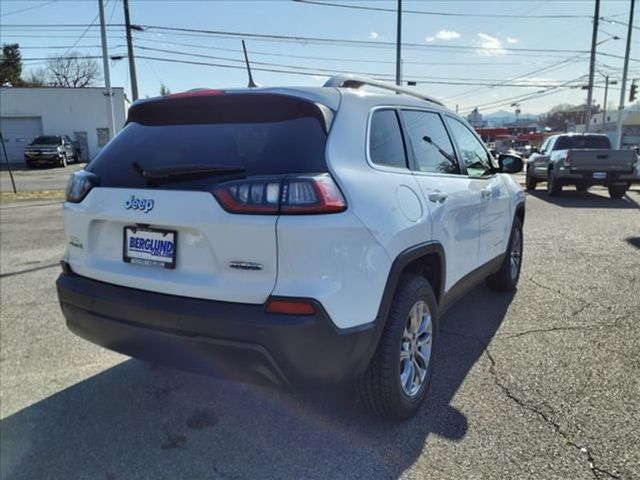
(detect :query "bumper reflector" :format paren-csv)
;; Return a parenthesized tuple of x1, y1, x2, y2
(265, 299, 316, 315)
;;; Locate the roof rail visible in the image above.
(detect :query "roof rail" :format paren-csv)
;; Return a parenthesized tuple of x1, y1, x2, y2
(324, 74, 445, 107)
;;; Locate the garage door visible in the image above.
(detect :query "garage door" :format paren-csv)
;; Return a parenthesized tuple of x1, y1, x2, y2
(0, 117, 43, 164)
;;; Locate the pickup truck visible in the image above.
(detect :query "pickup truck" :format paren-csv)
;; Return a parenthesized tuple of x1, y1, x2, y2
(526, 133, 638, 198)
(24, 135, 78, 168)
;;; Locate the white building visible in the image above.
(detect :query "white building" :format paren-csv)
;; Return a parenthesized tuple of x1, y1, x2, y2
(467, 108, 483, 127)
(0, 87, 127, 164)
(588, 102, 640, 147)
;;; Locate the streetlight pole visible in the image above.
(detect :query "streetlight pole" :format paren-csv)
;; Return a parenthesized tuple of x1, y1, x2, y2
(602, 75, 609, 133)
(395, 0, 402, 86)
(585, 0, 601, 133)
(597, 73, 617, 134)
(615, 0, 635, 148)
(98, 0, 116, 140)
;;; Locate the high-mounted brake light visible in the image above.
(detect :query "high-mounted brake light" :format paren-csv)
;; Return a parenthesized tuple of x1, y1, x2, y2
(166, 89, 225, 99)
(212, 174, 347, 215)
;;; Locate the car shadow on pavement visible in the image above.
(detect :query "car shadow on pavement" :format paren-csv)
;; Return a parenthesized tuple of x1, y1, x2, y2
(0, 286, 513, 480)
(527, 189, 640, 209)
(625, 237, 640, 249)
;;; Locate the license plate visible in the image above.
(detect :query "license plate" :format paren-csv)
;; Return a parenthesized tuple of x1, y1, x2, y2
(593, 172, 607, 179)
(123, 226, 176, 269)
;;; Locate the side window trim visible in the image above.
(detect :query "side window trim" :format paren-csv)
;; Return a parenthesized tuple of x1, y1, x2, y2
(444, 114, 495, 179)
(366, 106, 411, 172)
(397, 108, 462, 176)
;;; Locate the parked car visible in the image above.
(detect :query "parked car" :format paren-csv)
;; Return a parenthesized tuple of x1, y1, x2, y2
(24, 135, 77, 168)
(56, 75, 525, 420)
(525, 133, 637, 198)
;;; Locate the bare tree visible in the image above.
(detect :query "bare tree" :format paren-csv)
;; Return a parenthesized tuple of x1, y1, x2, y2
(23, 67, 47, 87)
(45, 52, 101, 87)
(159, 83, 171, 96)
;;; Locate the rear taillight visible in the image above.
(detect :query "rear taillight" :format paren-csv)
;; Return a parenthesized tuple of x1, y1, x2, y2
(212, 173, 347, 215)
(564, 152, 571, 167)
(65, 170, 99, 203)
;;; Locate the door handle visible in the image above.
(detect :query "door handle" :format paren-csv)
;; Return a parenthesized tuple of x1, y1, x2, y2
(428, 191, 448, 203)
(481, 188, 492, 199)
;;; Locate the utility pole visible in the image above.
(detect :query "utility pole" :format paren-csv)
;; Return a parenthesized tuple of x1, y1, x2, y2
(123, 0, 139, 101)
(395, 0, 402, 86)
(615, 0, 635, 148)
(602, 75, 609, 133)
(98, 0, 116, 139)
(585, 0, 600, 133)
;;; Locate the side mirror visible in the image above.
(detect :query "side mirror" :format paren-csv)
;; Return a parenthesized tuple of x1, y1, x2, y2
(531, 146, 539, 154)
(498, 154, 523, 174)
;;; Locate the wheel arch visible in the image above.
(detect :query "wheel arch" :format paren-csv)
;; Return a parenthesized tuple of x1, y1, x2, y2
(515, 201, 525, 226)
(376, 242, 445, 323)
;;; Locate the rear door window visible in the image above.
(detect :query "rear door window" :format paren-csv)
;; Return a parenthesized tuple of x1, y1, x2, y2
(368, 109, 408, 169)
(87, 94, 329, 189)
(401, 110, 458, 174)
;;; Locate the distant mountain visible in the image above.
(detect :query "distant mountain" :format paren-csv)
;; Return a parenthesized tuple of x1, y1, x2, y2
(483, 110, 515, 119)
(481, 110, 539, 127)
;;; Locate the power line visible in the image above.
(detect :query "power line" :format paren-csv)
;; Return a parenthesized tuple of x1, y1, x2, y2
(459, 75, 589, 113)
(600, 17, 640, 32)
(132, 36, 559, 67)
(20, 52, 588, 90)
(5, 23, 637, 61)
(0, 0, 58, 18)
(8, 41, 566, 67)
(61, 1, 106, 58)
(139, 24, 593, 55)
(293, 0, 592, 19)
(0, 23, 595, 54)
(132, 45, 587, 87)
(447, 53, 589, 102)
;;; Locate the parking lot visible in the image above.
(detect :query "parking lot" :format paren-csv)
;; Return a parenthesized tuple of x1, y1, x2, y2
(1, 164, 85, 193)
(0, 186, 638, 480)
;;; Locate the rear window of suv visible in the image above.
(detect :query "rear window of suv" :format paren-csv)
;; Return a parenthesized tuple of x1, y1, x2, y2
(87, 93, 329, 189)
(554, 135, 611, 150)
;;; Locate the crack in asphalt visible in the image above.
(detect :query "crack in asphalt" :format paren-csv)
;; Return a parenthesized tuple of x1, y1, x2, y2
(441, 329, 623, 480)
(498, 324, 607, 340)
(524, 276, 635, 326)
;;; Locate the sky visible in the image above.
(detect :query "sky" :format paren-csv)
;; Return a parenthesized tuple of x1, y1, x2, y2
(1, 0, 639, 115)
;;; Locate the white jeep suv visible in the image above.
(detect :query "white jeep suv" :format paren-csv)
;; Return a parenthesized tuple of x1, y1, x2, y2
(57, 75, 525, 419)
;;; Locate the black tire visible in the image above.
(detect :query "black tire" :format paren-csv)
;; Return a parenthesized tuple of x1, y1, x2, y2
(608, 184, 628, 199)
(576, 182, 589, 192)
(546, 169, 562, 196)
(525, 168, 537, 191)
(357, 275, 438, 420)
(486, 217, 523, 292)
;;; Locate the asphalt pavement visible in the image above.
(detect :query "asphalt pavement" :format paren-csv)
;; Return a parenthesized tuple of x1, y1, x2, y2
(0, 163, 85, 193)
(1, 188, 639, 480)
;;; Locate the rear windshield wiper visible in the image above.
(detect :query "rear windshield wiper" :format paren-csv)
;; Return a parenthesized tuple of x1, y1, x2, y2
(422, 136, 458, 167)
(132, 162, 246, 185)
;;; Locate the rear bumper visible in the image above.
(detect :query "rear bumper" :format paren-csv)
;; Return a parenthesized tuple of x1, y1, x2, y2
(556, 168, 636, 185)
(56, 268, 380, 388)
